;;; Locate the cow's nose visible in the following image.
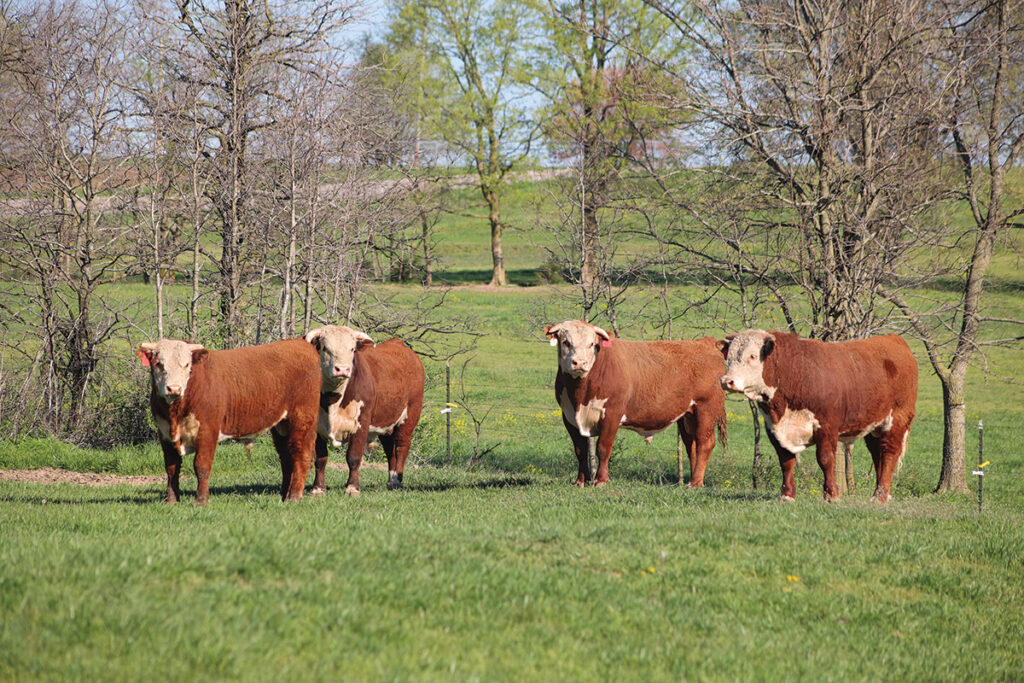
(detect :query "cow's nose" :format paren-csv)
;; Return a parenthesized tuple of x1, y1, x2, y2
(720, 376, 734, 390)
(165, 384, 181, 396)
(334, 365, 350, 377)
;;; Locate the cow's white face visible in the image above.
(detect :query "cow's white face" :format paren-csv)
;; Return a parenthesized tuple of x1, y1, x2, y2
(305, 325, 374, 389)
(544, 319, 611, 379)
(719, 329, 776, 401)
(137, 340, 205, 402)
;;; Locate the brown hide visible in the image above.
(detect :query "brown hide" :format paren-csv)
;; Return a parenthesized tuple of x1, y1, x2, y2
(555, 336, 726, 487)
(759, 332, 917, 502)
(147, 338, 321, 505)
(313, 338, 425, 495)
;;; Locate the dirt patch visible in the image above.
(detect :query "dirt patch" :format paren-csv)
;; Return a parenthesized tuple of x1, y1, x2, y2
(0, 468, 165, 487)
(0, 461, 400, 487)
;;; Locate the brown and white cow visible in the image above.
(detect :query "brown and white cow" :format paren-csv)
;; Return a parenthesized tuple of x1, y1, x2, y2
(545, 319, 727, 487)
(718, 330, 918, 502)
(305, 325, 425, 496)
(136, 338, 321, 506)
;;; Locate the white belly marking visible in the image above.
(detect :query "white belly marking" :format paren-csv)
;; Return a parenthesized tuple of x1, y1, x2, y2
(560, 389, 607, 438)
(765, 407, 819, 454)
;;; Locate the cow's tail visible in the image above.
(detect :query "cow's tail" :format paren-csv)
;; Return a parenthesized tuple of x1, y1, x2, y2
(717, 412, 728, 457)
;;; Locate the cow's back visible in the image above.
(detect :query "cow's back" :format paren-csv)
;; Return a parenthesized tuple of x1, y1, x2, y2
(359, 338, 425, 423)
(587, 337, 723, 426)
(768, 333, 917, 430)
(189, 338, 321, 432)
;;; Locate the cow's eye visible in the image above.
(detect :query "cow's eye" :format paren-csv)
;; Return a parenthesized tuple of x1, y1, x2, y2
(749, 353, 757, 360)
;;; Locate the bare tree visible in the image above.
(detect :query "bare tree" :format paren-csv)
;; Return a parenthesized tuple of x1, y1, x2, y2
(145, 0, 355, 346)
(883, 0, 1024, 493)
(0, 1, 135, 433)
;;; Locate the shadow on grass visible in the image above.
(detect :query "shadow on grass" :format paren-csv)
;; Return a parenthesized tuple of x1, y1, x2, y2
(0, 490, 163, 506)
(402, 474, 535, 493)
(433, 269, 542, 286)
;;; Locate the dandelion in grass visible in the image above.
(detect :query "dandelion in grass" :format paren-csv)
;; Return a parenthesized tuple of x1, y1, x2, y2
(786, 575, 799, 582)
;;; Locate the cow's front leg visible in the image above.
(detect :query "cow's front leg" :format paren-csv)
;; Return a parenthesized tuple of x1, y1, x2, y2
(192, 432, 217, 507)
(159, 438, 182, 503)
(813, 433, 840, 502)
(343, 426, 371, 496)
(765, 426, 797, 501)
(562, 415, 591, 486)
(310, 435, 329, 496)
(593, 415, 622, 487)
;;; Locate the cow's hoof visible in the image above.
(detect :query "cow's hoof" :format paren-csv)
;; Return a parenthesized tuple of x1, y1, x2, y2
(779, 495, 795, 503)
(386, 477, 402, 491)
(687, 481, 704, 489)
(344, 485, 361, 497)
(824, 496, 840, 504)
(871, 492, 890, 504)
(194, 497, 209, 508)
(573, 478, 586, 487)
(593, 480, 609, 488)
(308, 487, 326, 497)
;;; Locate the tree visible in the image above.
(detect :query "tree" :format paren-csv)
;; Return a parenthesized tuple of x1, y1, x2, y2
(883, 0, 1024, 493)
(147, 0, 354, 345)
(0, 0, 135, 433)
(529, 0, 680, 295)
(385, 0, 534, 286)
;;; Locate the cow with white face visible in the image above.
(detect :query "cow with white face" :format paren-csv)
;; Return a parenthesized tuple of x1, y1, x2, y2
(546, 319, 727, 488)
(305, 325, 425, 496)
(718, 329, 918, 503)
(137, 337, 322, 505)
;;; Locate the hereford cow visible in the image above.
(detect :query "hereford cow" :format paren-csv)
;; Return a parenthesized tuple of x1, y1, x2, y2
(545, 319, 727, 487)
(136, 338, 321, 506)
(718, 330, 918, 502)
(304, 325, 425, 496)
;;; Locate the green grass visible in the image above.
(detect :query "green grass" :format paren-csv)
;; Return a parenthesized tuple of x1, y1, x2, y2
(3, 176, 1024, 680)
(1, 468, 1022, 680)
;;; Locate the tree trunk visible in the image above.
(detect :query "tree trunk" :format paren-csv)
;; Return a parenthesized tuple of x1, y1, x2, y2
(935, 369, 969, 493)
(421, 210, 432, 287)
(484, 188, 506, 286)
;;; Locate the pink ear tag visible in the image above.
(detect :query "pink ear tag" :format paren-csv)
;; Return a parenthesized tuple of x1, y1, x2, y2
(600, 339, 612, 348)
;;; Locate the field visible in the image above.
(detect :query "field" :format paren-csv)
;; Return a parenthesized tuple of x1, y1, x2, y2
(2, 180, 1024, 680)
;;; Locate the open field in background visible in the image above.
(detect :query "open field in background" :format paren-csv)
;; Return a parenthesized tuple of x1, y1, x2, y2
(2, 178, 1024, 679)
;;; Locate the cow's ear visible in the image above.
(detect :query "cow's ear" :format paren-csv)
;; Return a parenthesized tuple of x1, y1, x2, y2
(190, 348, 209, 364)
(305, 327, 323, 350)
(592, 325, 611, 342)
(355, 331, 374, 350)
(761, 334, 776, 360)
(136, 345, 156, 367)
(715, 339, 730, 358)
(544, 324, 561, 346)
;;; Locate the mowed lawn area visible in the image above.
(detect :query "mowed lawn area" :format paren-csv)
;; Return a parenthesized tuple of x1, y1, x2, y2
(2, 183, 1024, 680)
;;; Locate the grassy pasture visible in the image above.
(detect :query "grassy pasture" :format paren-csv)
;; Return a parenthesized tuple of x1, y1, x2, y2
(2, 180, 1024, 680)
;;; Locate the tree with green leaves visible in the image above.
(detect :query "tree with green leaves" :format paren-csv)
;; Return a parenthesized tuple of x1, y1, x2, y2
(526, 0, 682, 304)
(384, 0, 534, 286)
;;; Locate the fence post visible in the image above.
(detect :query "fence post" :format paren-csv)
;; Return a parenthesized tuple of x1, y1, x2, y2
(587, 437, 596, 485)
(445, 358, 451, 463)
(677, 432, 684, 486)
(977, 419, 983, 513)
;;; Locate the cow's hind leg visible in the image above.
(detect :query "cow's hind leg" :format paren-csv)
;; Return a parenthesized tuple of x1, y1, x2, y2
(866, 428, 907, 503)
(379, 433, 401, 490)
(283, 420, 316, 502)
(682, 408, 717, 488)
(563, 415, 591, 486)
(310, 435, 329, 496)
(271, 428, 294, 501)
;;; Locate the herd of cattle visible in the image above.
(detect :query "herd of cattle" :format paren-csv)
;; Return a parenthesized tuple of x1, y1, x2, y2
(136, 319, 917, 506)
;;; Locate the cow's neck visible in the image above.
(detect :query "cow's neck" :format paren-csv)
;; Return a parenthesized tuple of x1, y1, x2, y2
(321, 377, 350, 398)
